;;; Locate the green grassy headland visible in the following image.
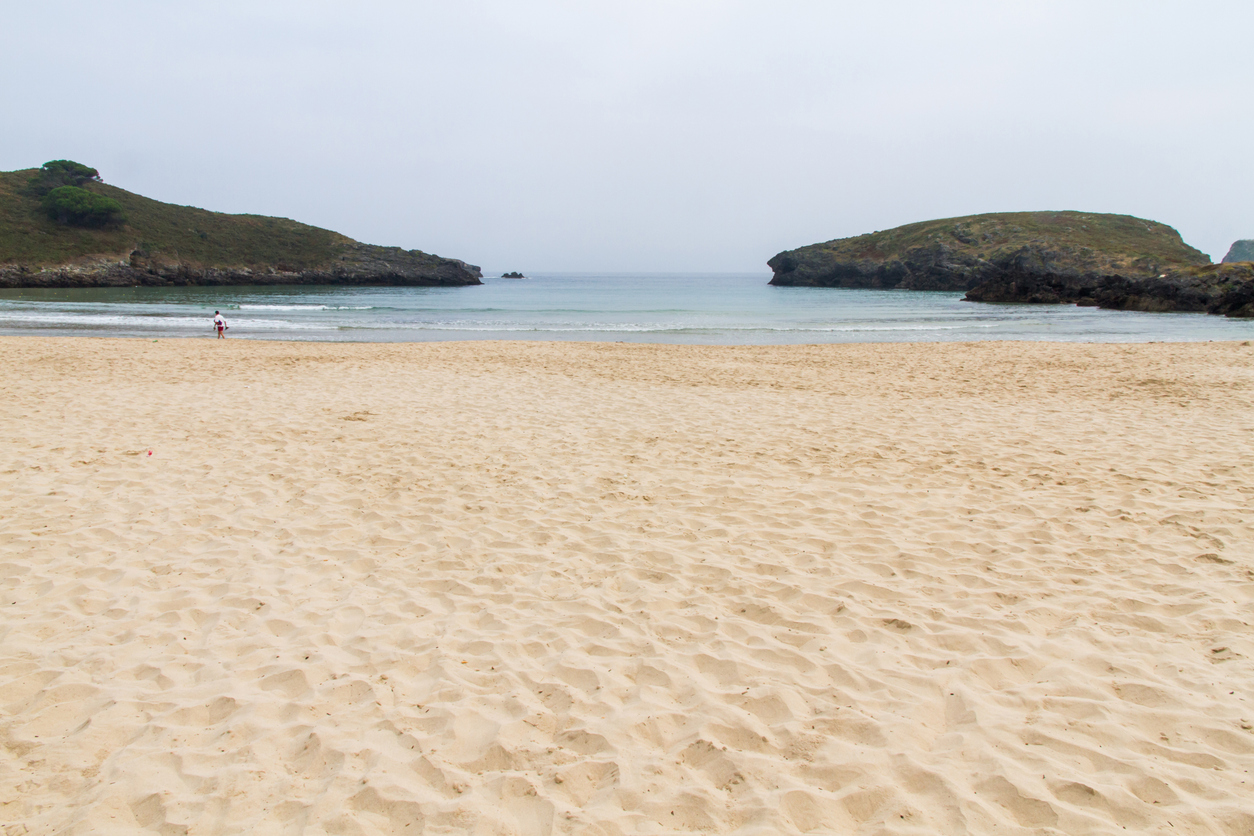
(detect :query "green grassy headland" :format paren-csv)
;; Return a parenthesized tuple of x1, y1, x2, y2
(0, 167, 351, 269)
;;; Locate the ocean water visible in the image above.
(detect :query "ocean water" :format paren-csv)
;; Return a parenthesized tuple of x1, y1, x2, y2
(1, 272, 1252, 343)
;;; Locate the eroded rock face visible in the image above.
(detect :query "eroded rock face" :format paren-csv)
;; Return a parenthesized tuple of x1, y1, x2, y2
(1208, 264, 1254, 317)
(1222, 240, 1254, 264)
(768, 240, 1159, 293)
(0, 243, 482, 288)
(964, 263, 1254, 318)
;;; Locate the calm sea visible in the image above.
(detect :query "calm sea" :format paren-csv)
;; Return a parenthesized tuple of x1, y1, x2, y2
(1, 272, 1252, 343)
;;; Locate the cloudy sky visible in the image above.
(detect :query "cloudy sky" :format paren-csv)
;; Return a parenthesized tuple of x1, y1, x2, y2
(4, 1, 1251, 271)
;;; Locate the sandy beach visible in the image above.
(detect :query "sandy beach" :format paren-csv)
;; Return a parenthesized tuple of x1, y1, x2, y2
(1, 336, 1252, 835)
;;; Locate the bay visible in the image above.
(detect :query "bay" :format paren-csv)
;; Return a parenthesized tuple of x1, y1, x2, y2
(1, 272, 1252, 343)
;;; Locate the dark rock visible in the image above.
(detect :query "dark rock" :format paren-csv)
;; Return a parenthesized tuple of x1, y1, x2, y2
(501, 271, 526, 279)
(0, 243, 481, 289)
(1206, 263, 1254, 317)
(963, 262, 1254, 318)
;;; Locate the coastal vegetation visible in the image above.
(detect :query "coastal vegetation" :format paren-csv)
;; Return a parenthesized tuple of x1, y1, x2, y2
(0, 162, 480, 287)
(25, 160, 104, 195)
(41, 186, 126, 229)
(1, 163, 346, 268)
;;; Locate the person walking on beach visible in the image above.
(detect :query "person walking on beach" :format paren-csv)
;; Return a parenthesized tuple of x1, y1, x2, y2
(213, 311, 227, 339)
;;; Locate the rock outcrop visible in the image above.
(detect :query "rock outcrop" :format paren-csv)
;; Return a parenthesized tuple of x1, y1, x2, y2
(0, 244, 481, 288)
(769, 211, 1254, 317)
(770, 211, 1208, 291)
(1222, 240, 1254, 264)
(964, 261, 1254, 317)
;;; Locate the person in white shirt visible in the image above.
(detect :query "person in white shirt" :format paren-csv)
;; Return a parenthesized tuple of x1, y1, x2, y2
(213, 311, 227, 339)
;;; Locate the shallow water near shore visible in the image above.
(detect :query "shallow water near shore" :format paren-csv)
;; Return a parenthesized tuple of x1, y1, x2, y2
(1, 272, 1252, 343)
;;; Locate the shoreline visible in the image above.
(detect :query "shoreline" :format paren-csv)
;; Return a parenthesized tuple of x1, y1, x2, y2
(5, 275, 1254, 345)
(0, 332, 1252, 348)
(3, 337, 1252, 834)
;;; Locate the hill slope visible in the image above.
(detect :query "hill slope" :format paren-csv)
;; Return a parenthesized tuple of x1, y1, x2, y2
(1223, 240, 1254, 264)
(769, 211, 1254, 317)
(0, 167, 481, 287)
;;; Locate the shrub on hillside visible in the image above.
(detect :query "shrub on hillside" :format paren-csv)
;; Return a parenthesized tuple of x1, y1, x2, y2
(41, 186, 125, 228)
(26, 159, 102, 196)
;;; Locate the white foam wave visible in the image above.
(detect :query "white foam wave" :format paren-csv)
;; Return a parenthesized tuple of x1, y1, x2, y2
(0, 312, 325, 330)
(236, 304, 374, 311)
(347, 321, 1008, 333)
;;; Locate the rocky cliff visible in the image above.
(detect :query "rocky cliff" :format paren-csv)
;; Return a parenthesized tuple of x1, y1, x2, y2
(769, 211, 1254, 317)
(0, 165, 481, 288)
(1222, 240, 1254, 264)
(964, 261, 1254, 317)
(0, 244, 481, 289)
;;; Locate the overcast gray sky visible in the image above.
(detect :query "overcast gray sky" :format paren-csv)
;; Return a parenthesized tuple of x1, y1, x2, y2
(4, 1, 1251, 271)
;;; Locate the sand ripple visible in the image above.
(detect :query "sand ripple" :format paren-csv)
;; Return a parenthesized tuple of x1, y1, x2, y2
(1, 338, 1252, 834)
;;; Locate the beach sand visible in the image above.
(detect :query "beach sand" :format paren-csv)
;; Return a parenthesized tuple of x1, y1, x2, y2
(1, 336, 1252, 835)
